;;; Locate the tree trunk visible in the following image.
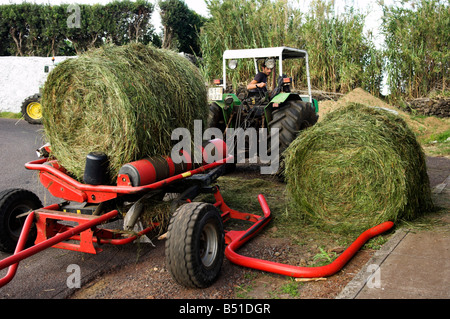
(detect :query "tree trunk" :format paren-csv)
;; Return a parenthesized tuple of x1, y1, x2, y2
(10, 28, 23, 56)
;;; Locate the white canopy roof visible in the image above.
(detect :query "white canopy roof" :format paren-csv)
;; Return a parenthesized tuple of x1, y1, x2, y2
(222, 47, 307, 60)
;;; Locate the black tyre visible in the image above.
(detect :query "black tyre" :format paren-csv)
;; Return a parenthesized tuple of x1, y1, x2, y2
(0, 189, 41, 253)
(268, 100, 317, 155)
(165, 202, 224, 288)
(207, 102, 236, 173)
(21, 93, 43, 125)
(207, 102, 226, 132)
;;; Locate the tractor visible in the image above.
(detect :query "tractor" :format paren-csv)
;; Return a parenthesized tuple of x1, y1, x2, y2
(207, 47, 319, 165)
(20, 57, 58, 124)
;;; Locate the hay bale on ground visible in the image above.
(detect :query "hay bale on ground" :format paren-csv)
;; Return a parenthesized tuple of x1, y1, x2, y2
(42, 43, 207, 182)
(284, 103, 434, 235)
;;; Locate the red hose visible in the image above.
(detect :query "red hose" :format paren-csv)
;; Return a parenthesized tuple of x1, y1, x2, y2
(225, 195, 394, 278)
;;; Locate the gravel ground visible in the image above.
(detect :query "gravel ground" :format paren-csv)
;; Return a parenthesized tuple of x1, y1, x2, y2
(68, 166, 377, 300)
(68, 156, 448, 300)
(69, 231, 375, 299)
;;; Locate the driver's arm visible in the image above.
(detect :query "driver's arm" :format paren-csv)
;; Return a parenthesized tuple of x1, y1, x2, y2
(247, 80, 266, 90)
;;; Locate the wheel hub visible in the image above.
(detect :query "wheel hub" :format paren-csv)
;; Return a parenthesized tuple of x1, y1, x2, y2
(26, 102, 42, 120)
(199, 223, 219, 268)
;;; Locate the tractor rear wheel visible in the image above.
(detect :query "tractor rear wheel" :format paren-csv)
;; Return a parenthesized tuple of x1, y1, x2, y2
(165, 202, 224, 288)
(0, 189, 41, 253)
(21, 94, 43, 125)
(207, 102, 226, 132)
(268, 100, 317, 155)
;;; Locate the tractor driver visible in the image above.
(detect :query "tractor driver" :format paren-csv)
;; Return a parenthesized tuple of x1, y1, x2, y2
(247, 61, 272, 95)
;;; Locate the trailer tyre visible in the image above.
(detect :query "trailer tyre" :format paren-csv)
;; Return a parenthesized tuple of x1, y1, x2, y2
(0, 189, 41, 253)
(165, 202, 224, 288)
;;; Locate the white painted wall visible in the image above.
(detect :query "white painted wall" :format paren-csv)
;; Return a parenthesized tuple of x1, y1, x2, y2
(0, 56, 73, 113)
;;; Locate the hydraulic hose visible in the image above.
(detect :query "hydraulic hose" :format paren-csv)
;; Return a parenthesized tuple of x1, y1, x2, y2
(225, 194, 394, 278)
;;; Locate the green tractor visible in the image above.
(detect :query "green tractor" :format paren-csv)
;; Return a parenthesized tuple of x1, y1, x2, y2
(207, 47, 319, 163)
(20, 58, 58, 124)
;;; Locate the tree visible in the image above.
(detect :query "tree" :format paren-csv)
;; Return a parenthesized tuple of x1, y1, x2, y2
(381, 0, 449, 98)
(2, 4, 27, 56)
(159, 0, 206, 56)
(0, 1, 159, 56)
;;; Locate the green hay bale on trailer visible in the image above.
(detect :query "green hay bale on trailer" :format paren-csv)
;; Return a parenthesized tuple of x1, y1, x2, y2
(41, 43, 207, 183)
(284, 103, 434, 235)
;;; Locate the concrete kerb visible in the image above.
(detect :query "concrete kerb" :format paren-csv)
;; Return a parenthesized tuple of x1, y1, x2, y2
(336, 228, 409, 299)
(337, 173, 450, 299)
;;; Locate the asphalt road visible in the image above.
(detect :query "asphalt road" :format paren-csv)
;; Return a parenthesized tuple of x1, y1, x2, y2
(0, 118, 155, 299)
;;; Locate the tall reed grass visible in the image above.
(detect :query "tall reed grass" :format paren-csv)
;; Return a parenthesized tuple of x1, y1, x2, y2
(381, 0, 449, 99)
(200, 0, 383, 95)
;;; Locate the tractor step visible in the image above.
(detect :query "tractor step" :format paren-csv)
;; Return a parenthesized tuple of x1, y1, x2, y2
(34, 208, 108, 254)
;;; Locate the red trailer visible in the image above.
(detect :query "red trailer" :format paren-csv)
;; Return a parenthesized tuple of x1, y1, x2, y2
(0, 140, 393, 289)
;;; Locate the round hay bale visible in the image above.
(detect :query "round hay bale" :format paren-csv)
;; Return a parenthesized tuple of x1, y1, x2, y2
(42, 43, 207, 182)
(284, 103, 434, 235)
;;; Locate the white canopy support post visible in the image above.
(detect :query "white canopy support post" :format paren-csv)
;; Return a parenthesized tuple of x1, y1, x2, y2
(278, 55, 283, 77)
(222, 57, 227, 90)
(304, 52, 312, 103)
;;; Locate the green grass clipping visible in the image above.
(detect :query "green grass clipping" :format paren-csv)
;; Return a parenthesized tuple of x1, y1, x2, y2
(41, 43, 207, 183)
(284, 103, 434, 235)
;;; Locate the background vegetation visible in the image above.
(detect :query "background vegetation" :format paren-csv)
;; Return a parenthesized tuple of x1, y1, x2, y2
(159, 0, 206, 56)
(0, 0, 448, 100)
(381, 0, 449, 99)
(200, 0, 383, 96)
(0, 0, 160, 56)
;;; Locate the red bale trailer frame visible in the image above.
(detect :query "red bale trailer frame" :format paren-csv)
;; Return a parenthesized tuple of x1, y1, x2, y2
(0, 139, 393, 289)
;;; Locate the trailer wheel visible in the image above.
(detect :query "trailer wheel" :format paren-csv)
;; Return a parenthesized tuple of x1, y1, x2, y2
(0, 189, 41, 253)
(165, 202, 224, 288)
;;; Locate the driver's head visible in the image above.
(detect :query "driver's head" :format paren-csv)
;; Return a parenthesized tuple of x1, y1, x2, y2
(261, 65, 272, 76)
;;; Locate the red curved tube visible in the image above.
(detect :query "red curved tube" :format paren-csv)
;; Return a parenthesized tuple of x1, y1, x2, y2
(0, 210, 118, 288)
(24, 155, 234, 195)
(225, 195, 394, 278)
(0, 211, 35, 287)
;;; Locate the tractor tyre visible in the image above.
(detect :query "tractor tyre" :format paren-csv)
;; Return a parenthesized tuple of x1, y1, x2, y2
(0, 189, 41, 253)
(207, 102, 226, 132)
(165, 202, 224, 288)
(207, 102, 236, 173)
(21, 94, 43, 125)
(268, 100, 317, 155)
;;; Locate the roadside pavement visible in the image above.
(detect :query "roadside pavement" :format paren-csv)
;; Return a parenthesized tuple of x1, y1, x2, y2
(337, 157, 450, 299)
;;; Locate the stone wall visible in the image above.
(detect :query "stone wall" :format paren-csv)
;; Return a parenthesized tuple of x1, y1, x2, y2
(406, 97, 450, 118)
